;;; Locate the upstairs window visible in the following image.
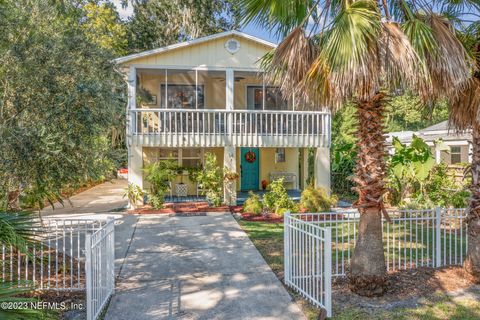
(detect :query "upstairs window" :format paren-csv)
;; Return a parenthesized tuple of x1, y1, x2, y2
(160, 84, 204, 109)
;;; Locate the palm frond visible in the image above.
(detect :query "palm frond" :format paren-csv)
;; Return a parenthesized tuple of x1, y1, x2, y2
(239, 0, 312, 37)
(449, 78, 480, 131)
(310, 0, 382, 105)
(379, 22, 431, 98)
(425, 14, 474, 99)
(260, 27, 320, 106)
(0, 212, 38, 254)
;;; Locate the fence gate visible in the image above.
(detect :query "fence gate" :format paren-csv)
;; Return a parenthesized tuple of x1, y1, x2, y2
(284, 212, 332, 317)
(85, 217, 115, 320)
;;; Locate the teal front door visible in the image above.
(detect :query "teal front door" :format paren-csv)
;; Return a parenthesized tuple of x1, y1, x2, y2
(240, 148, 259, 191)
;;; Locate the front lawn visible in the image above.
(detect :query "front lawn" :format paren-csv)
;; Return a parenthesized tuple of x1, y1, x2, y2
(238, 219, 480, 320)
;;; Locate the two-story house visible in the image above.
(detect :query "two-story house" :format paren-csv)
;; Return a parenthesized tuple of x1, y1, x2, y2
(115, 31, 331, 205)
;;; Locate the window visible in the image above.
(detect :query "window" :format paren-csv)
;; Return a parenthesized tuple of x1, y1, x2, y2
(154, 148, 203, 168)
(160, 84, 204, 109)
(275, 148, 286, 163)
(450, 146, 462, 164)
(247, 86, 289, 110)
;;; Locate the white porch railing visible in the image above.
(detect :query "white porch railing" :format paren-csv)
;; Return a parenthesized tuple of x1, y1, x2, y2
(129, 108, 331, 148)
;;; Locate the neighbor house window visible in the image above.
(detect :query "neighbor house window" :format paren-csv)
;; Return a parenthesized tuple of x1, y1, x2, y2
(450, 146, 462, 164)
(160, 84, 204, 109)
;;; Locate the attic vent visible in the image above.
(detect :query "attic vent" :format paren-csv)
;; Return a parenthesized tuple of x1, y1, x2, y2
(225, 38, 240, 54)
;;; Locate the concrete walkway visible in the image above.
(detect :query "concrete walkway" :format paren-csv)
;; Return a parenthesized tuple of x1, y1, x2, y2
(105, 213, 305, 320)
(42, 179, 128, 216)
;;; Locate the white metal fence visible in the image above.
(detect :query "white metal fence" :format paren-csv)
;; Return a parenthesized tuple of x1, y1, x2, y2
(1, 218, 107, 290)
(284, 208, 467, 317)
(297, 208, 467, 276)
(284, 213, 332, 317)
(85, 217, 115, 320)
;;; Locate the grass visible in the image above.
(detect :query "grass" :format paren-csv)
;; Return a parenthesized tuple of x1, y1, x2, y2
(238, 219, 480, 320)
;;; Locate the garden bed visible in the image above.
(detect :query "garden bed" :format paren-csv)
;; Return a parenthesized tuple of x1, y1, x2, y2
(130, 202, 233, 214)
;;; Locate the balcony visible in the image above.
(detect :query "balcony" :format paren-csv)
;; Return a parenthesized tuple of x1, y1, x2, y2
(129, 108, 331, 148)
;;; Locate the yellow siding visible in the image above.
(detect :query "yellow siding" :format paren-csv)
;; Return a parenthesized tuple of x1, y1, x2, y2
(124, 36, 271, 69)
(259, 148, 299, 190)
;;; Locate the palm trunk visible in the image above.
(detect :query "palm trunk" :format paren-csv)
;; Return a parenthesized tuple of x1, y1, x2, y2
(465, 122, 480, 282)
(348, 92, 387, 296)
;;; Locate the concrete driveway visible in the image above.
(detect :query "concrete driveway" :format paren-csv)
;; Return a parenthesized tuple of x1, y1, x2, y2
(105, 213, 305, 320)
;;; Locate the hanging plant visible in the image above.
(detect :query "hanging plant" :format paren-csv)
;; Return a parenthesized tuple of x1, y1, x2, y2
(245, 151, 256, 163)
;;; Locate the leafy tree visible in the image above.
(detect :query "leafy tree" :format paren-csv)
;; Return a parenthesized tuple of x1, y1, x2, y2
(81, 2, 128, 56)
(240, 0, 471, 295)
(0, 0, 125, 212)
(126, 0, 241, 52)
(385, 94, 449, 132)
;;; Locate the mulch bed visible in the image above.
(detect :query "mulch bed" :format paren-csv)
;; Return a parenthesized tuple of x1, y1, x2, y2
(240, 212, 284, 223)
(332, 266, 478, 313)
(131, 202, 233, 214)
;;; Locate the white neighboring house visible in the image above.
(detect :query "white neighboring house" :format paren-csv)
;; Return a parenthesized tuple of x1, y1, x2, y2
(114, 31, 331, 204)
(386, 120, 472, 165)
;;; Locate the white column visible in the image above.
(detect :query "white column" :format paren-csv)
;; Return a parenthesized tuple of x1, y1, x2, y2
(224, 146, 237, 205)
(314, 147, 331, 193)
(301, 148, 309, 189)
(435, 147, 441, 164)
(128, 145, 143, 207)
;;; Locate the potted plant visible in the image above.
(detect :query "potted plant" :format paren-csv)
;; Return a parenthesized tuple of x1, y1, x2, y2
(261, 180, 268, 191)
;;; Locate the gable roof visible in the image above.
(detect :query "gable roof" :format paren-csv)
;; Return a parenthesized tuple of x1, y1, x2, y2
(420, 120, 449, 133)
(114, 30, 277, 65)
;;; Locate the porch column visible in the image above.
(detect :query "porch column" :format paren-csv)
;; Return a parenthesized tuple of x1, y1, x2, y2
(301, 148, 309, 189)
(314, 147, 331, 194)
(224, 146, 237, 205)
(128, 145, 143, 206)
(435, 147, 441, 164)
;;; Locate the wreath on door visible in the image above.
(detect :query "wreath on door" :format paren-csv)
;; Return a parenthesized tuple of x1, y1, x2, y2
(245, 151, 256, 163)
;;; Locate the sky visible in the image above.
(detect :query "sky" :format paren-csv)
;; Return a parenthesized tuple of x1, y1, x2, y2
(112, 0, 279, 44)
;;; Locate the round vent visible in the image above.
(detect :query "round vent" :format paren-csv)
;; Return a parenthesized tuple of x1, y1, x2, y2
(225, 38, 240, 54)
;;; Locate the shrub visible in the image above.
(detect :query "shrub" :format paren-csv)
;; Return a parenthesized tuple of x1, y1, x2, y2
(197, 153, 223, 206)
(144, 160, 178, 209)
(123, 183, 144, 208)
(300, 186, 337, 212)
(243, 191, 263, 215)
(263, 178, 296, 215)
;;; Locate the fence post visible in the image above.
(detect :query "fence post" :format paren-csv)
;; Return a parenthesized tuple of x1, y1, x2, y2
(284, 211, 290, 284)
(85, 234, 93, 320)
(324, 228, 332, 318)
(107, 216, 115, 295)
(435, 207, 442, 268)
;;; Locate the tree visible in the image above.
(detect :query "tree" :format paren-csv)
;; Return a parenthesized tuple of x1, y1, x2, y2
(81, 2, 128, 56)
(445, 1, 480, 282)
(240, 0, 472, 295)
(126, 0, 241, 52)
(0, 0, 125, 212)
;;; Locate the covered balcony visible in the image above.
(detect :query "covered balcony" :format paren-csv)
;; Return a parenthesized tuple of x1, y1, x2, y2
(127, 67, 331, 148)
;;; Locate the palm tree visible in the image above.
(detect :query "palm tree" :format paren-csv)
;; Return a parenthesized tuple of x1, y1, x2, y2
(443, 1, 480, 282)
(241, 0, 472, 295)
